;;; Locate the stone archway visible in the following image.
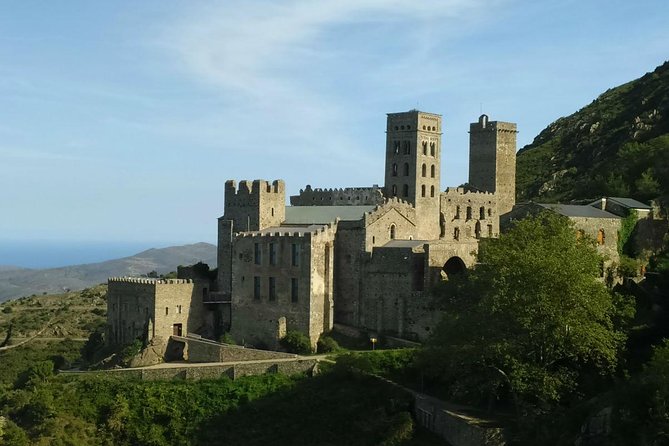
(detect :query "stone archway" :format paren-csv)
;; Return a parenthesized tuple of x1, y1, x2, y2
(442, 256, 466, 279)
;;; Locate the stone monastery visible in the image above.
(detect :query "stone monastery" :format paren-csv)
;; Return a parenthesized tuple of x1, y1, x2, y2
(107, 110, 516, 352)
(106, 110, 633, 355)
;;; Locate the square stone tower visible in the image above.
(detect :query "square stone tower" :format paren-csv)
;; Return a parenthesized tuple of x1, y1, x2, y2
(384, 110, 441, 239)
(468, 114, 517, 215)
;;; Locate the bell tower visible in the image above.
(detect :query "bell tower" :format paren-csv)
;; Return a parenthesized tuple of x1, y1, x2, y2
(384, 110, 441, 239)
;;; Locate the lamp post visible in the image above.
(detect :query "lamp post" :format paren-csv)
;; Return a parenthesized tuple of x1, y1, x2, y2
(370, 336, 377, 351)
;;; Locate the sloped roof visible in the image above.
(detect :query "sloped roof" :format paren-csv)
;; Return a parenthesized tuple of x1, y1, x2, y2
(284, 205, 375, 225)
(608, 197, 652, 210)
(538, 203, 620, 219)
(382, 240, 428, 248)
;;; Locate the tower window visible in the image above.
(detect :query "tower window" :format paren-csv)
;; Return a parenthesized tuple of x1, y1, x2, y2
(392, 185, 397, 197)
(422, 141, 427, 155)
(455, 206, 460, 219)
(291, 243, 299, 266)
(480, 207, 485, 219)
(254, 243, 261, 265)
(393, 141, 400, 154)
(254, 276, 261, 300)
(392, 163, 398, 177)
(421, 185, 426, 197)
(403, 141, 411, 155)
(430, 165, 435, 178)
(466, 206, 472, 220)
(488, 224, 493, 237)
(291, 278, 298, 303)
(488, 208, 492, 217)
(403, 163, 410, 176)
(430, 142, 435, 156)
(390, 224, 396, 240)
(453, 227, 460, 241)
(268, 277, 276, 301)
(402, 184, 409, 197)
(269, 242, 276, 265)
(475, 221, 481, 239)
(431, 185, 435, 197)
(421, 163, 426, 177)
(271, 207, 274, 217)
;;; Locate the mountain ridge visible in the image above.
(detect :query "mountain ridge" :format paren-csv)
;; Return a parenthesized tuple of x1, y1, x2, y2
(0, 242, 216, 302)
(516, 60, 669, 203)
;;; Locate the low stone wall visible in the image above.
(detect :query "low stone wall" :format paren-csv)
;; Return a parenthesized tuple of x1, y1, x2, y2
(176, 336, 297, 363)
(414, 394, 507, 446)
(67, 359, 318, 382)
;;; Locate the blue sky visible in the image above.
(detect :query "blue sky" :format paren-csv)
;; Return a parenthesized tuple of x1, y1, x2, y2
(1, 0, 668, 254)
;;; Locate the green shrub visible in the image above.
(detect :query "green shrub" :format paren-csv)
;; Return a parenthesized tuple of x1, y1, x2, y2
(121, 339, 143, 362)
(316, 335, 341, 353)
(280, 331, 312, 354)
(2, 306, 12, 314)
(218, 333, 237, 345)
(618, 255, 642, 278)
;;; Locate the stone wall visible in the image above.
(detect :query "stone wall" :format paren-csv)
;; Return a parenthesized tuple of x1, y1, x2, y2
(106, 278, 207, 353)
(290, 185, 384, 206)
(75, 358, 319, 381)
(414, 394, 507, 446)
(176, 336, 297, 362)
(440, 188, 498, 242)
(332, 221, 367, 327)
(229, 224, 337, 349)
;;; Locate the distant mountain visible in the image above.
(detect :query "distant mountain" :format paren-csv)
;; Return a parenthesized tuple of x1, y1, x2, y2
(516, 61, 669, 203)
(0, 242, 216, 302)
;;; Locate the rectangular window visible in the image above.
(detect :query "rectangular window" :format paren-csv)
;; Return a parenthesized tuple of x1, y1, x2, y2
(488, 224, 493, 237)
(177, 305, 182, 314)
(253, 276, 261, 300)
(291, 243, 300, 266)
(165, 307, 169, 315)
(269, 277, 276, 301)
(269, 242, 277, 265)
(254, 243, 261, 265)
(466, 206, 472, 220)
(291, 278, 298, 303)
(455, 206, 460, 219)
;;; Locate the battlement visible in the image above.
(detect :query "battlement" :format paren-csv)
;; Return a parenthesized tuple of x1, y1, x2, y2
(290, 184, 384, 206)
(236, 221, 338, 240)
(225, 179, 285, 197)
(470, 115, 517, 133)
(108, 277, 195, 285)
(442, 187, 496, 197)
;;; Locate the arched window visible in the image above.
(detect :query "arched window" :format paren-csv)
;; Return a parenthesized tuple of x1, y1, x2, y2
(392, 185, 397, 197)
(597, 229, 605, 245)
(430, 165, 435, 178)
(403, 163, 410, 176)
(390, 224, 396, 240)
(466, 206, 472, 220)
(453, 227, 460, 240)
(403, 141, 411, 155)
(392, 163, 398, 177)
(479, 207, 485, 219)
(421, 185, 426, 197)
(393, 141, 400, 154)
(421, 164, 426, 177)
(422, 141, 427, 155)
(402, 184, 409, 197)
(430, 142, 435, 156)
(475, 221, 481, 239)
(430, 185, 435, 197)
(455, 206, 461, 219)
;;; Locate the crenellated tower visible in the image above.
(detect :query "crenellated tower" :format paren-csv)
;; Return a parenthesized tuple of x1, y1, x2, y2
(383, 110, 441, 239)
(468, 114, 517, 215)
(218, 179, 286, 297)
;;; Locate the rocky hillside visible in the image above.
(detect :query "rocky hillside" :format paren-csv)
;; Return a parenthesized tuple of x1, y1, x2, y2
(0, 242, 216, 302)
(516, 61, 669, 203)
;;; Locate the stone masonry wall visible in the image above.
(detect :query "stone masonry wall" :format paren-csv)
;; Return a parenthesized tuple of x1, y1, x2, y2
(440, 188, 498, 242)
(290, 185, 385, 206)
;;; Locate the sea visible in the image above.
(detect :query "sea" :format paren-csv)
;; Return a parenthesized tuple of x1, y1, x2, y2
(0, 240, 165, 269)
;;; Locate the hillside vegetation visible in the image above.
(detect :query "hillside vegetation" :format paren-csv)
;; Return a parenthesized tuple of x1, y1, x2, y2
(516, 61, 669, 203)
(0, 242, 216, 302)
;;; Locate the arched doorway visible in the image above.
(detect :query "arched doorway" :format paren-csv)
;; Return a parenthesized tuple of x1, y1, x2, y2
(442, 256, 466, 279)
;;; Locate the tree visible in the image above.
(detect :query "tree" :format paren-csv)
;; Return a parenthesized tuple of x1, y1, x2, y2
(421, 212, 628, 414)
